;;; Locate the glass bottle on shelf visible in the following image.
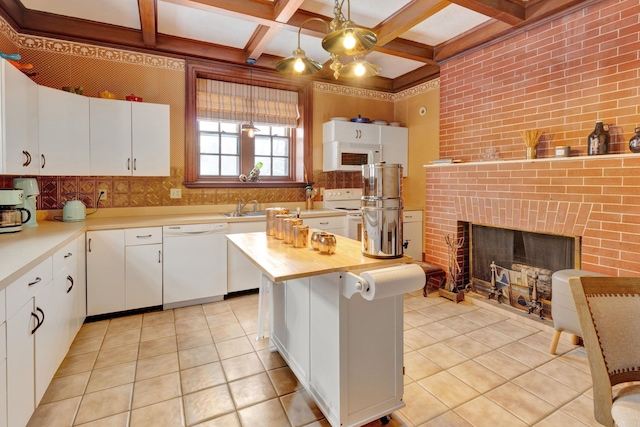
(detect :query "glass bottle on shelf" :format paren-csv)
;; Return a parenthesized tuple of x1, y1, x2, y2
(587, 121, 610, 155)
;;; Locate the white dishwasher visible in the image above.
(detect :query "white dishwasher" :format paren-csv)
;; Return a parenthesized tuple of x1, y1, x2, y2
(163, 223, 228, 309)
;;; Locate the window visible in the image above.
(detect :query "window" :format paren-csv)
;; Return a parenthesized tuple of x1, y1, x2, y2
(184, 60, 312, 188)
(198, 120, 292, 179)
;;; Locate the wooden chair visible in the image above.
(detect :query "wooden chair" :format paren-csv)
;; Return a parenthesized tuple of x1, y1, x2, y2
(569, 276, 640, 427)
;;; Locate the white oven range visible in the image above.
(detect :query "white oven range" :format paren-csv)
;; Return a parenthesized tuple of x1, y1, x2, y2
(323, 188, 363, 241)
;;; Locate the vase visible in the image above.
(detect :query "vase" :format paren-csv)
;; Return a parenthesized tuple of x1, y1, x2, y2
(629, 127, 640, 153)
(526, 146, 537, 159)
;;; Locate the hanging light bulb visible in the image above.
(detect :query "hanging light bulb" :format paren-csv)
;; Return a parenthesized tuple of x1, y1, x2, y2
(354, 61, 366, 77)
(343, 30, 356, 50)
(243, 58, 260, 138)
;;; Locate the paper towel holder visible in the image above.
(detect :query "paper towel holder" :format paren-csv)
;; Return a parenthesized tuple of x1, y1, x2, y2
(343, 272, 370, 299)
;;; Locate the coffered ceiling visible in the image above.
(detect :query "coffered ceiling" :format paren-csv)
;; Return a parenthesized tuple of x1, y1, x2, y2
(0, 0, 594, 91)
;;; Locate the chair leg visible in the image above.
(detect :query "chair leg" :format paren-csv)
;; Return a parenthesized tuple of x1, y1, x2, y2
(549, 330, 561, 354)
(570, 334, 580, 345)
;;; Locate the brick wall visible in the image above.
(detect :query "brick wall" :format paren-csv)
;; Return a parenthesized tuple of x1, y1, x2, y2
(426, 0, 640, 279)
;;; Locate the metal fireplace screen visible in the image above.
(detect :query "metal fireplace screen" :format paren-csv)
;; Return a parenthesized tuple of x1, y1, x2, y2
(470, 224, 579, 318)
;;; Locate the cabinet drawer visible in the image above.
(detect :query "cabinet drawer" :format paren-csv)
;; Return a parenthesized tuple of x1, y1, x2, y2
(125, 227, 162, 246)
(403, 211, 422, 223)
(304, 216, 346, 230)
(52, 239, 76, 275)
(6, 257, 52, 319)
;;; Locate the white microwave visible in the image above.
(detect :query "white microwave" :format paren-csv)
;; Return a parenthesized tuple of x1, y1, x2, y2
(323, 141, 382, 172)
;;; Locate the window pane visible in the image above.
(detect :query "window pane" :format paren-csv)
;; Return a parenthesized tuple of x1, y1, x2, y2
(255, 137, 271, 156)
(272, 126, 286, 136)
(272, 158, 288, 176)
(221, 135, 239, 154)
(255, 157, 271, 175)
(221, 123, 239, 133)
(201, 155, 219, 175)
(273, 138, 288, 156)
(199, 120, 218, 132)
(200, 134, 219, 154)
(221, 155, 239, 175)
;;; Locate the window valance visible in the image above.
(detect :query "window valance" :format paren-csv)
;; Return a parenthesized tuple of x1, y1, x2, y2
(196, 79, 299, 127)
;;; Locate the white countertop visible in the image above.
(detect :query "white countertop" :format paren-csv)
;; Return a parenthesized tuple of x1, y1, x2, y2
(0, 208, 345, 290)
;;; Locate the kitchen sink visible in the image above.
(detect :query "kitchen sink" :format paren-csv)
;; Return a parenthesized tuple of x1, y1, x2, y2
(223, 211, 266, 218)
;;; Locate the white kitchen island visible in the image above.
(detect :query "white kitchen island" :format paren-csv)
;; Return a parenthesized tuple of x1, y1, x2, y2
(226, 232, 422, 427)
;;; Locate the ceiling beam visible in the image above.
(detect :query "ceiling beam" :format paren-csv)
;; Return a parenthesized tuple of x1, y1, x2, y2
(137, 0, 157, 47)
(244, 0, 305, 60)
(435, 0, 594, 61)
(447, 0, 525, 25)
(163, 0, 274, 24)
(374, 0, 448, 46)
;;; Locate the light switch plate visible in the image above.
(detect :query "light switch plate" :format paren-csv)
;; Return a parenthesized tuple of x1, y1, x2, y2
(170, 189, 182, 199)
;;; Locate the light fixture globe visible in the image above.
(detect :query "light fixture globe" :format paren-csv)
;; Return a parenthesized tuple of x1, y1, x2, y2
(275, 47, 322, 75)
(321, 23, 377, 56)
(340, 54, 381, 78)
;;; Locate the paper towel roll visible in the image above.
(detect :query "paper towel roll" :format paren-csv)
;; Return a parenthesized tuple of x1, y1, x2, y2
(359, 264, 425, 301)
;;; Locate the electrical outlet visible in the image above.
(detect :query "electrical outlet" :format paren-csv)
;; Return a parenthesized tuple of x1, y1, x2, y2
(170, 188, 182, 199)
(99, 189, 107, 201)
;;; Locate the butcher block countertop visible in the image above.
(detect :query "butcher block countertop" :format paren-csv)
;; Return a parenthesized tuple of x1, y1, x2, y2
(227, 231, 412, 282)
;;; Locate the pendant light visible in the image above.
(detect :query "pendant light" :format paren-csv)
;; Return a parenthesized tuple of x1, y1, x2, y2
(275, 0, 380, 79)
(242, 58, 260, 138)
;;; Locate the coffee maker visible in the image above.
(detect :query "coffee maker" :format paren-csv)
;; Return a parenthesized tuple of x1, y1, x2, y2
(13, 178, 39, 227)
(0, 188, 31, 233)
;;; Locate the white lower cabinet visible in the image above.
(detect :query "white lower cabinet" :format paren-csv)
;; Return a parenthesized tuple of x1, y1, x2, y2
(227, 221, 264, 293)
(0, 289, 6, 427)
(7, 298, 36, 427)
(87, 230, 125, 316)
(87, 228, 162, 316)
(303, 215, 346, 237)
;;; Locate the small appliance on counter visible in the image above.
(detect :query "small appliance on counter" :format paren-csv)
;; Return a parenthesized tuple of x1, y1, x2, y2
(62, 193, 87, 222)
(13, 177, 39, 227)
(0, 188, 31, 233)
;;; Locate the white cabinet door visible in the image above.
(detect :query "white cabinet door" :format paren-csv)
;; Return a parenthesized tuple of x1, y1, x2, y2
(0, 357, 6, 427)
(34, 279, 64, 406)
(38, 85, 90, 175)
(131, 102, 170, 176)
(227, 221, 263, 293)
(2, 60, 39, 175)
(380, 126, 409, 177)
(125, 244, 162, 310)
(76, 235, 87, 326)
(7, 299, 35, 427)
(89, 98, 132, 175)
(86, 230, 125, 316)
(402, 210, 423, 260)
(323, 121, 380, 144)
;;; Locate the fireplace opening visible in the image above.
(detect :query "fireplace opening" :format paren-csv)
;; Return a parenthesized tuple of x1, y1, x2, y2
(469, 223, 580, 318)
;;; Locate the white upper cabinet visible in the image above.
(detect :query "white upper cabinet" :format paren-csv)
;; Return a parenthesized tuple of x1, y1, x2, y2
(323, 120, 380, 144)
(1, 60, 39, 175)
(89, 98, 132, 176)
(380, 126, 409, 177)
(89, 99, 170, 176)
(131, 102, 170, 176)
(38, 85, 90, 176)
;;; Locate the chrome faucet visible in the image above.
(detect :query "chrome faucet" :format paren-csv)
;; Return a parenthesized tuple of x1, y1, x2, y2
(236, 198, 259, 214)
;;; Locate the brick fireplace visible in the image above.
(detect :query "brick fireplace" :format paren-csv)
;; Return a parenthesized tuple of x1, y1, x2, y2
(425, 0, 640, 282)
(424, 155, 640, 284)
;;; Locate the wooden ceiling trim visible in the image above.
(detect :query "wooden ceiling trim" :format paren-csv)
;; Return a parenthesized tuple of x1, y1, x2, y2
(375, 38, 436, 64)
(273, 0, 306, 22)
(0, 0, 24, 27)
(447, 0, 525, 25)
(244, 24, 277, 60)
(138, 0, 157, 47)
(374, 0, 448, 46)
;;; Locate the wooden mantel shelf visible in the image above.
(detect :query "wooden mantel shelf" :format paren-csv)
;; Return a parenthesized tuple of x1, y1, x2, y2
(226, 231, 412, 283)
(423, 152, 640, 168)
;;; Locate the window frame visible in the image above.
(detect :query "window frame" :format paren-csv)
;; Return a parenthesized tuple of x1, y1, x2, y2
(184, 59, 312, 188)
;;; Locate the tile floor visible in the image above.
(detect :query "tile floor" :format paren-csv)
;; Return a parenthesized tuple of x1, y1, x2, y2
(28, 289, 600, 427)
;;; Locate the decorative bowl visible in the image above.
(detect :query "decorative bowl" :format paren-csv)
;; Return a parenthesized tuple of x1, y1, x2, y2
(126, 93, 143, 102)
(99, 90, 116, 99)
